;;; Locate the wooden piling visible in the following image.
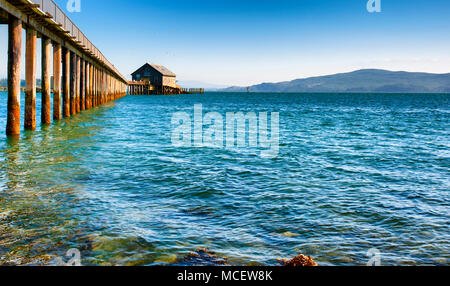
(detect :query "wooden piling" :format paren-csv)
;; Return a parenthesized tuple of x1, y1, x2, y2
(53, 42, 62, 120)
(89, 63, 93, 108)
(70, 52, 76, 115)
(85, 62, 90, 109)
(86, 62, 89, 109)
(107, 73, 110, 102)
(93, 66, 95, 105)
(76, 55, 80, 113)
(101, 70, 104, 104)
(94, 67, 97, 106)
(100, 69, 103, 105)
(25, 28, 37, 131)
(41, 37, 52, 125)
(93, 66, 96, 106)
(99, 70, 102, 104)
(96, 68, 99, 104)
(92, 67, 95, 106)
(80, 58, 85, 111)
(62, 47, 70, 118)
(6, 16, 22, 136)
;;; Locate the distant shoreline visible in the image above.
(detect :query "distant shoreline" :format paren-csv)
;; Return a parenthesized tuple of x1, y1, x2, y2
(219, 69, 450, 93)
(204, 91, 450, 94)
(0, 90, 449, 95)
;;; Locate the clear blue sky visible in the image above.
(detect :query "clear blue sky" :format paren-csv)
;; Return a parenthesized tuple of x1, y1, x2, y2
(0, 0, 449, 86)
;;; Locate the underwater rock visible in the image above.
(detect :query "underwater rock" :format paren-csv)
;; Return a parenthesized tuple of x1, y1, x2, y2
(279, 254, 318, 267)
(281, 232, 300, 238)
(178, 248, 229, 266)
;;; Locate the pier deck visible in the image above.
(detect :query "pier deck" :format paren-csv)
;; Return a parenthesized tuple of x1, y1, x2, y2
(128, 81, 205, 95)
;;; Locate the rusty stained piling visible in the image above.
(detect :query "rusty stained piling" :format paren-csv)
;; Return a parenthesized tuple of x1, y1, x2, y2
(101, 70, 105, 105)
(89, 63, 93, 108)
(25, 27, 37, 131)
(62, 47, 71, 118)
(100, 69, 103, 104)
(107, 73, 110, 102)
(97, 67, 100, 106)
(91, 66, 95, 108)
(6, 16, 22, 136)
(70, 52, 76, 116)
(106, 72, 109, 102)
(86, 62, 90, 109)
(85, 61, 90, 109)
(94, 67, 97, 106)
(76, 55, 81, 113)
(94, 67, 98, 107)
(84, 61, 88, 109)
(93, 65, 96, 107)
(80, 58, 85, 111)
(53, 43, 62, 121)
(99, 69, 102, 105)
(41, 37, 52, 125)
(93, 67, 97, 107)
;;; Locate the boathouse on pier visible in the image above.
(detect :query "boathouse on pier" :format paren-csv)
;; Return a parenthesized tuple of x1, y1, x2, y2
(130, 63, 178, 95)
(128, 63, 204, 95)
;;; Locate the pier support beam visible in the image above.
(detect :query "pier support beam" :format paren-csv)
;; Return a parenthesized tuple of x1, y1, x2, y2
(86, 62, 90, 109)
(76, 55, 80, 113)
(80, 58, 85, 111)
(25, 28, 37, 131)
(70, 52, 76, 115)
(99, 69, 102, 105)
(89, 63, 93, 108)
(53, 42, 62, 120)
(92, 65, 94, 107)
(107, 73, 110, 102)
(92, 66, 98, 106)
(101, 70, 104, 104)
(99, 70, 102, 105)
(62, 47, 70, 118)
(41, 37, 52, 125)
(6, 16, 22, 136)
(93, 67, 96, 107)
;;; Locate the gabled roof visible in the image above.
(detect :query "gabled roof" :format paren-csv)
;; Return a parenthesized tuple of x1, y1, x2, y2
(131, 63, 176, 77)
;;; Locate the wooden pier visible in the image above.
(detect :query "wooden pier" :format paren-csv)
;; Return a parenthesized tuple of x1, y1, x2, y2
(0, 0, 128, 136)
(127, 81, 205, 95)
(180, 88, 205, 94)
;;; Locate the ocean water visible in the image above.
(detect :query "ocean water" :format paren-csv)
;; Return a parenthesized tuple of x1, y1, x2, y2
(0, 92, 449, 266)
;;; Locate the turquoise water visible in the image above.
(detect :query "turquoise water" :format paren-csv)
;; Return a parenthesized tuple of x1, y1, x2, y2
(0, 92, 449, 266)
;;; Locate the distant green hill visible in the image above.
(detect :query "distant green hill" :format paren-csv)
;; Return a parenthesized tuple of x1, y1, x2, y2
(222, 69, 450, 93)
